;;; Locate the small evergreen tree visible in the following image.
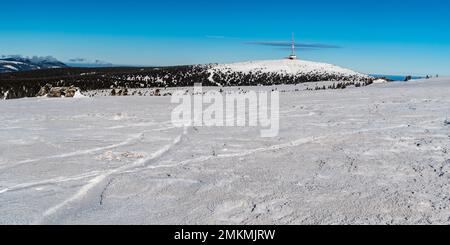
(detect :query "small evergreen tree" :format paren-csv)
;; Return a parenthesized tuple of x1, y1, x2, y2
(404, 75, 412, 81)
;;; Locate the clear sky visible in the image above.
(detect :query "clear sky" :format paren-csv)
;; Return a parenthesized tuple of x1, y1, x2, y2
(1, 0, 449, 75)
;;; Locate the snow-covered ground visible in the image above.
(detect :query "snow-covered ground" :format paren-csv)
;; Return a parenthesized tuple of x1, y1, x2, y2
(0, 78, 449, 225)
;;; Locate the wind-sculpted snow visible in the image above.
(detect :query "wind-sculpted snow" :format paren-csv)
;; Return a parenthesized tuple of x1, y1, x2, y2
(0, 78, 449, 224)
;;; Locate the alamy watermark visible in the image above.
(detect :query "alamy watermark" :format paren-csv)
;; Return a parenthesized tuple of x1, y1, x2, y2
(171, 84, 280, 137)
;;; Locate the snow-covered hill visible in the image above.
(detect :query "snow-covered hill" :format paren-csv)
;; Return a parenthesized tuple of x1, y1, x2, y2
(210, 59, 365, 76)
(0, 57, 67, 73)
(0, 58, 374, 99)
(207, 59, 371, 86)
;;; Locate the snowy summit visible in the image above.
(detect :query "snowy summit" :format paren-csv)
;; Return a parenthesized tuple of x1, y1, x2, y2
(210, 59, 367, 78)
(207, 59, 371, 85)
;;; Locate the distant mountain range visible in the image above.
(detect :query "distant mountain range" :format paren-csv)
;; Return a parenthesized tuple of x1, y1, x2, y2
(0, 56, 68, 73)
(0, 56, 117, 73)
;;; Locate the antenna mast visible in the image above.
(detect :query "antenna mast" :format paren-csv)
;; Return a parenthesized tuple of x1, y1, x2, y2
(288, 32, 297, 60)
(292, 32, 295, 56)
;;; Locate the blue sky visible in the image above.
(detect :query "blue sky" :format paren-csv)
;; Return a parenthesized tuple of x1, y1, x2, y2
(1, 0, 449, 75)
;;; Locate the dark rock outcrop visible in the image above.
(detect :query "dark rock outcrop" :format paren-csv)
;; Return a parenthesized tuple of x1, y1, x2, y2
(36, 84, 81, 98)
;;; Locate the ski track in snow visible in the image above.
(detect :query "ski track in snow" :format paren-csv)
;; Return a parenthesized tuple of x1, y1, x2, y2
(0, 170, 103, 195)
(0, 125, 179, 194)
(0, 124, 408, 196)
(34, 127, 188, 224)
(1, 78, 450, 225)
(1, 123, 177, 171)
(18, 134, 144, 164)
(122, 124, 410, 176)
